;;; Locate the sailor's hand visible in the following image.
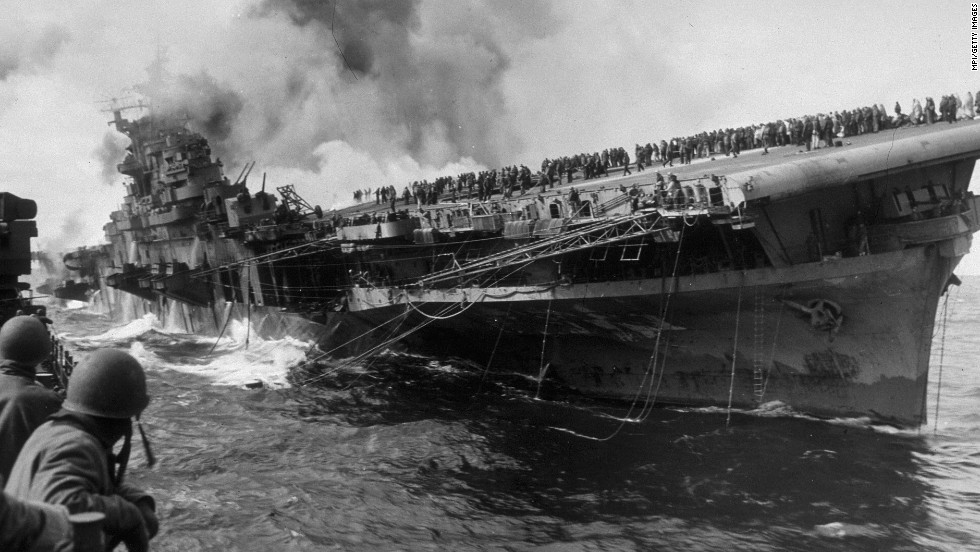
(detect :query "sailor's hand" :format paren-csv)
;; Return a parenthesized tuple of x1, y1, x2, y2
(121, 519, 150, 552)
(137, 500, 159, 538)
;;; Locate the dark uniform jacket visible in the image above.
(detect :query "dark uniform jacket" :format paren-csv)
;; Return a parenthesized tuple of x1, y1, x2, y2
(5, 413, 153, 540)
(0, 491, 72, 551)
(0, 360, 62, 481)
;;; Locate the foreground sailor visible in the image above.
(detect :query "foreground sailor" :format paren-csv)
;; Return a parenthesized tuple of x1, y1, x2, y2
(1, 490, 73, 551)
(0, 315, 62, 481)
(5, 349, 158, 552)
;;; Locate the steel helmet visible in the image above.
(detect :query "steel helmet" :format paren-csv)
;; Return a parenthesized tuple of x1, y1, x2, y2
(0, 315, 51, 365)
(63, 349, 149, 419)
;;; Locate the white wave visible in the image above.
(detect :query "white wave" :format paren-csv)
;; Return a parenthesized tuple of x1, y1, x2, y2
(747, 400, 802, 418)
(62, 313, 160, 344)
(157, 335, 310, 389)
(813, 521, 881, 538)
(670, 401, 911, 434)
(161, 303, 186, 333)
(58, 308, 312, 389)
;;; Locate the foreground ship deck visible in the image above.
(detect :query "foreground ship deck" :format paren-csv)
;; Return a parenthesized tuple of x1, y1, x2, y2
(69, 107, 980, 426)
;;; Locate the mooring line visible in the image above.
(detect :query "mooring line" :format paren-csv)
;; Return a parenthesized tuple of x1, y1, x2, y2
(726, 276, 745, 429)
(933, 287, 955, 434)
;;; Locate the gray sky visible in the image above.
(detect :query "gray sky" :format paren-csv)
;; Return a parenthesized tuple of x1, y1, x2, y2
(2, 1, 979, 270)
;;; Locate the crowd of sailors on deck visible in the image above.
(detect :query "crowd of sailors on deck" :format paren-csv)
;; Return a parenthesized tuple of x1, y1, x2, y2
(349, 91, 980, 207)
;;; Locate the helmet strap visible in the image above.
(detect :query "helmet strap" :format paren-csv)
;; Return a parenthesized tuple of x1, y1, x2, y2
(111, 424, 133, 487)
(137, 416, 156, 468)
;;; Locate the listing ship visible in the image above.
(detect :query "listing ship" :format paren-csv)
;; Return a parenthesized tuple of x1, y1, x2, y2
(63, 100, 980, 426)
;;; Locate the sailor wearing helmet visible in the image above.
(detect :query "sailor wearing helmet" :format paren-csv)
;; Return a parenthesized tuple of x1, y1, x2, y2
(0, 316, 62, 482)
(6, 349, 159, 552)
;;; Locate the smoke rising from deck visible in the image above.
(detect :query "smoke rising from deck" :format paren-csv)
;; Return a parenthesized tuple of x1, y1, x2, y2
(95, 131, 128, 186)
(123, 0, 561, 206)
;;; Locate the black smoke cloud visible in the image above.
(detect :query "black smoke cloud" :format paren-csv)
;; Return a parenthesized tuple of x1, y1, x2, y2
(262, 0, 420, 77)
(171, 72, 245, 142)
(127, 1, 561, 174)
(251, 0, 559, 168)
(134, 65, 245, 161)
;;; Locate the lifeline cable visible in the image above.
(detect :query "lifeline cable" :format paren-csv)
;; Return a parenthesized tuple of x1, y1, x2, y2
(640, 325, 674, 423)
(297, 300, 462, 385)
(302, 306, 418, 364)
(550, 222, 688, 441)
(403, 292, 485, 320)
(759, 300, 785, 401)
(239, 268, 253, 349)
(297, 308, 417, 378)
(933, 286, 955, 434)
(475, 302, 513, 396)
(725, 276, 745, 429)
(336, 308, 412, 391)
(300, 252, 543, 382)
(636, 224, 687, 423)
(535, 299, 553, 400)
(297, 314, 425, 386)
(206, 302, 235, 357)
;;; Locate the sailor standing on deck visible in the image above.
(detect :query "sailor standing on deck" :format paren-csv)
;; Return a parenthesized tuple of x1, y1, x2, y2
(6, 349, 159, 552)
(568, 187, 581, 215)
(0, 316, 62, 482)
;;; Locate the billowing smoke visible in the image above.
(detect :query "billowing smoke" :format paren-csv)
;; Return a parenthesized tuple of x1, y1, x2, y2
(141, 69, 245, 145)
(0, 24, 70, 81)
(94, 131, 128, 186)
(252, 0, 533, 168)
(131, 0, 560, 185)
(263, 0, 419, 77)
(34, 250, 57, 275)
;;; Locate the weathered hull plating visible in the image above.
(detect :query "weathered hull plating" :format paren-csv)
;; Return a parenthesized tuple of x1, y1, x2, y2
(343, 242, 965, 425)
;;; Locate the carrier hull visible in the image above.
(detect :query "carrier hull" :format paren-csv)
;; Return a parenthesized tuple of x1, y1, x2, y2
(341, 243, 963, 425)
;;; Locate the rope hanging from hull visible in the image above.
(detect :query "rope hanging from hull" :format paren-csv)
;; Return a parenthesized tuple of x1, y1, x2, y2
(933, 287, 955, 434)
(207, 302, 235, 357)
(245, 268, 252, 349)
(535, 299, 553, 400)
(752, 289, 766, 404)
(760, 301, 785, 401)
(476, 303, 513, 395)
(548, 225, 687, 441)
(726, 277, 745, 429)
(636, 223, 687, 424)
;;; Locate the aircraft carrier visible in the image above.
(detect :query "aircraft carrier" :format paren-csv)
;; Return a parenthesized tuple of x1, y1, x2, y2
(59, 101, 980, 426)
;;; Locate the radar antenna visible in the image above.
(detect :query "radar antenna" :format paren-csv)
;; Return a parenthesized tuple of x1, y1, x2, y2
(97, 97, 149, 113)
(97, 97, 150, 128)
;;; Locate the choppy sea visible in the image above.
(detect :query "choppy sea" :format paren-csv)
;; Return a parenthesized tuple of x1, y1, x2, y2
(47, 276, 980, 552)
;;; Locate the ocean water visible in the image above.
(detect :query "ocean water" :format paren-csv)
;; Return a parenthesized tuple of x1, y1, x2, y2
(48, 276, 980, 552)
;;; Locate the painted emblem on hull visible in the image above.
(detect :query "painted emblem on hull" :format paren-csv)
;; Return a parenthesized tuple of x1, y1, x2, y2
(783, 299, 844, 335)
